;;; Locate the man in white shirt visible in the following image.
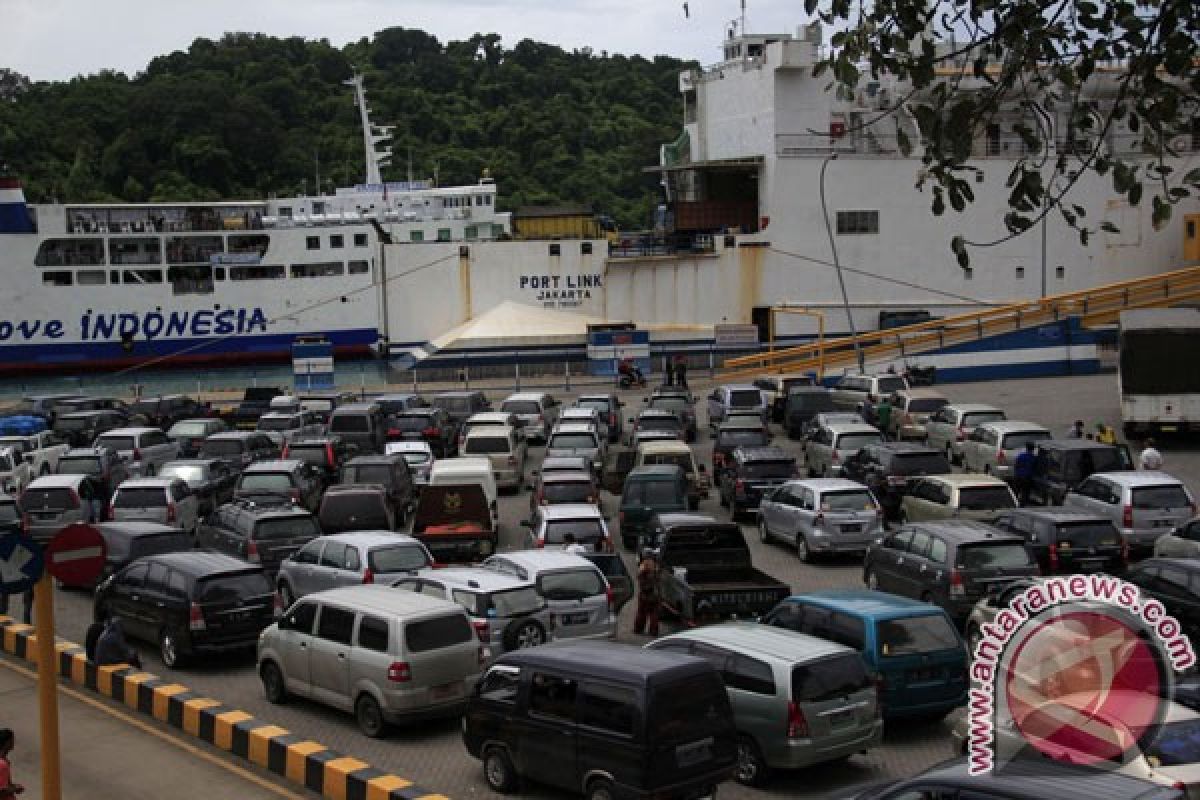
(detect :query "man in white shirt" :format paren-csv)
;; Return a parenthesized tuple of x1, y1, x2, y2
(1140, 438, 1164, 471)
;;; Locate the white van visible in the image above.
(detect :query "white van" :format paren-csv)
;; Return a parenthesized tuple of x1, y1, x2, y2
(428, 456, 499, 526)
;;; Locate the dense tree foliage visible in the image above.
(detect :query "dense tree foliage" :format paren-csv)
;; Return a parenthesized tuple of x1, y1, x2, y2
(0, 30, 688, 228)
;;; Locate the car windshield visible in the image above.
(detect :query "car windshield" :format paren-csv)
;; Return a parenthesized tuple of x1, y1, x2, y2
(743, 460, 794, 479)
(539, 568, 604, 600)
(1001, 431, 1052, 450)
(22, 487, 78, 510)
(836, 433, 882, 451)
(625, 479, 683, 505)
(822, 490, 877, 512)
(253, 516, 319, 540)
(907, 398, 947, 412)
(257, 417, 297, 431)
(1056, 522, 1121, 547)
(958, 542, 1034, 569)
(392, 415, 432, 431)
(239, 473, 294, 491)
(728, 389, 763, 408)
(877, 615, 960, 657)
(168, 422, 211, 437)
(196, 572, 272, 604)
(792, 654, 873, 702)
(320, 495, 388, 527)
(889, 452, 953, 475)
(201, 440, 245, 457)
(113, 488, 167, 508)
(286, 445, 330, 466)
(642, 453, 693, 472)
(639, 417, 681, 432)
(650, 397, 688, 413)
(962, 411, 1006, 428)
(1132, 485, 1192, 509)
(464, 436, 510, 455)
(501, 400, 540, 415)
(486, 586, 544, 616)
(160, 465, 206, 483)
(329, 416, 369, 433)
(548, 433, 596, 450)
(542, 482, 594, 504)
(718, 430, 768, 447)
(576, 399, 610, 413)
(433, 396, 472, 413)
(1144, 718, 1200, 767)
(877, 376, 907, 394)
(788, 393, 835, 413)
(1064, 448, 1126, 480)
(344, 465, 392, 485)
(544, 519, 606, 544)
(56, 417, 96, 431)
(56, 456, 102, 475)
(957, 486, 1017, 510)
(368, 545, 429, 574)
(96, 436, 137, 452)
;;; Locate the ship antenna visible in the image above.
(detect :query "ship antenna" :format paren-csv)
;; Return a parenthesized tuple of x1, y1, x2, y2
(343, 72, 393, 186)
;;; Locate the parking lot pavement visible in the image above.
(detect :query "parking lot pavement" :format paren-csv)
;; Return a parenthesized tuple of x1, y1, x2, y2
(37, 371, 1200, 800)
(0, 653, 308, 799)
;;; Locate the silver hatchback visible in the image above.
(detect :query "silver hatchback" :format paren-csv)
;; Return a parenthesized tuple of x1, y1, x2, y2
(483, 550, 615, 641)
(758, 479, 884, 562)
(647, 623, 881, 786)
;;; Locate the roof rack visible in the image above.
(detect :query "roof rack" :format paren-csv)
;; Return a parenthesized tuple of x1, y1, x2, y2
(229, 492, 301, 511)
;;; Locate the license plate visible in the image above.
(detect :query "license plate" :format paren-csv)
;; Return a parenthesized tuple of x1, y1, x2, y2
(431, 681, 463, 700)
(840, 524, 862, 533)
(1154, 519, 1175, 527)
(561, 612, 590, 625)
(1161, 425, 1178, 432)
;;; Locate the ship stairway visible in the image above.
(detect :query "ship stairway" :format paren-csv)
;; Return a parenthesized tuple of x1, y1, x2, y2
(721, 264, 1200, 380)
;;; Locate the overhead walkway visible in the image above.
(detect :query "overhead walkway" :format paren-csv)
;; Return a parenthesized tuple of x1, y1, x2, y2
(722, 265, 1200, 381)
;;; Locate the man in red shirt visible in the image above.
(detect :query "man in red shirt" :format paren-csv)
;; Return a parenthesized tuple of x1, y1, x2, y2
(0, 728, 23, 798)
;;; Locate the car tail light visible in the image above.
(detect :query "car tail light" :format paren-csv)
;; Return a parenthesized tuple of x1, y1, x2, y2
(20, 512, 30, 530)
(387, 662, 412, 682)
(68, 488, 82, 510)
(246, 540, 261, 564)
(132, 448, 142, 463)
(619, 510, 625, 524)
(325, 444, 336, 466)
(606, 585, 615, 613)
(1123, 504, 1133, 528)
(423, 427, 440, 437)
(956, 426, 966, 441)
(188, 602, 206, 632)
(104, 504, 114, 521)
(471, 619, 490, 642)
(273, 592, 284, 617)
(608, 413, 616, 427)
(165, 502, 177, 523)
(362, 567, 375, 584)
(996, 449, 1006, 465)
(431, 561, 446, 569)
(1047, 543, 1059, 573)
(831, 450, 840, 464)
(949, 568, 965, 597)
(281, 445, 290, 458)
(813, 512, 825, 528)
(735, 479, 745, 497)
(387, 428, 401, 437)
(786, 701, 809, 738)
(1120, 537, 1130, 565)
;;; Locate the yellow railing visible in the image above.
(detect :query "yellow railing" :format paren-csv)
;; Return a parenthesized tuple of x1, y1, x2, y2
(722, 265, 1200, 381)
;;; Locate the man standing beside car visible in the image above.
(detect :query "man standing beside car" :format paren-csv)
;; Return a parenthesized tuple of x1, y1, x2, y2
(1013, 442, 1037, 505)
(633, 554, 661, 637)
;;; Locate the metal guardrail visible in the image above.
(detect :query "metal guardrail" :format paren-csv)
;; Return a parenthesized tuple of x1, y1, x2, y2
(722, 265, 1200, 380)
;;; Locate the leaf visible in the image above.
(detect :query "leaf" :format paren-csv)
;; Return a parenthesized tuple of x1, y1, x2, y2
(896, 129, 912, 157)
(805, 0, 819, 14)
(932, 187, 945, 216)
(1072, 204, 1086, 218)
(1183, 167, 1200, 186)
(1152, 196, 1172, 230)
(1128, 181, 1143, 206)
(1101, 221, 1119, 233)
(951, 235, 970, 269)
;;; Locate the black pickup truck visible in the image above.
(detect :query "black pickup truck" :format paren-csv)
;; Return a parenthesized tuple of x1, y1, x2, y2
(225, 387, 284, 430)
(652, 514, 790, 625)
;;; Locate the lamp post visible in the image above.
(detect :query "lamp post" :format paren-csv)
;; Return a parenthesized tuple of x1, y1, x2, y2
(819, 152, 865, 371)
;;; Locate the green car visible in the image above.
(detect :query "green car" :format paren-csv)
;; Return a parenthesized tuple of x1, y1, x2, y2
(618, 465, 688, 551)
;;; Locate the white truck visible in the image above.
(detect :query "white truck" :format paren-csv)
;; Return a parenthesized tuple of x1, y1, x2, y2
(1118, 309, 1200, 437)
(0, 431, 71, 477)
(0, 446, 33, 494)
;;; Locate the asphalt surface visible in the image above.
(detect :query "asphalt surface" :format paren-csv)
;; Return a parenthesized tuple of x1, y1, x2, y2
(33, 372, 1200, 799)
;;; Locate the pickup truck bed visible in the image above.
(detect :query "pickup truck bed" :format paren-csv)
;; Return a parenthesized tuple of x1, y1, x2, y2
(656, 524, 790, 623)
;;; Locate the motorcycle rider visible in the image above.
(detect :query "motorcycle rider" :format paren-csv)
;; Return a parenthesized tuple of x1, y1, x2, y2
(618, 356, 644, 387)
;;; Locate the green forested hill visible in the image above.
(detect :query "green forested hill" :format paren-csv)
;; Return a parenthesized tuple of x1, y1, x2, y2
(0, 29, 689, 228)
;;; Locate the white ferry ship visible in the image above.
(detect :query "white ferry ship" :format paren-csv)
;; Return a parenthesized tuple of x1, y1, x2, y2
(0, 75, 510, 375)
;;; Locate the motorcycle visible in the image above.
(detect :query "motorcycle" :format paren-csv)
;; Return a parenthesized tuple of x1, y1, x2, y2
(618, 370, 647, 389)
(903, 363, 937, 386)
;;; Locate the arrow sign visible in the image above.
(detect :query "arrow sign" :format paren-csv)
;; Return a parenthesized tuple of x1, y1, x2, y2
(0, 533, 44, 593)
(45, 524, 106, 587)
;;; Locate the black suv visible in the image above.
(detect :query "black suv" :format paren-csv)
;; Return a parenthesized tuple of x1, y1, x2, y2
(386, 408, 456, 457)
(281, 436, 354, 485)
(317, 484, 398, 534)
(340, 454, 416, 526)
(711, 424, 772, 473)
(863, 521, 1039, 623)
(431, 390, 491, 427)
(1029, 439, 1135, 506)
(841, 442, 953, 521)
(199, 431, 278, 473)
(992, 507, 1127, 576)
(130, 394, 211, 429)
(94, 551, 277, 667)
(645, 390, 698, 442)
(53, 410, 130, 447)
(717, 446, 796, 518)
(1125, 558, 1200, 641)
(196, 497, 322, 576)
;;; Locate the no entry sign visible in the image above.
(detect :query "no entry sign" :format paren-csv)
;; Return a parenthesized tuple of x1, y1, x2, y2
(45, 524, 106, 586)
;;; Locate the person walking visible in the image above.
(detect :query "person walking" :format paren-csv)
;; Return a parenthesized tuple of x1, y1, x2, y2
(664, 356, 676, 387)
(674, 355, 688, 390)
(875, 395, 894, 441)
(0, 729, 23, 798)
(1066, 420, 1086, 439)
(1140, 438, 1164, 471)
(633, 553, 661, 637)
(1013, 442, 1037, 505)
(94, 618, 141, 669)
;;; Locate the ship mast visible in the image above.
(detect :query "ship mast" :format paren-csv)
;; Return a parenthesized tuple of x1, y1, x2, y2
(343, 73, 394, 186)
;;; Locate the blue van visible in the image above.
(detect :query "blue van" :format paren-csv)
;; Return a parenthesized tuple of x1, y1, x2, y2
(761, 589, 967, 719)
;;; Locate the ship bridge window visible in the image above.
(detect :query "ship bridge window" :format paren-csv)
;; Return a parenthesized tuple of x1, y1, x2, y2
(229, 234, 269, 257)
(348, 260, 369, 275)
(438, 228, 452, 242)
(306, 236, 320, 250)
(166, 236, 223, 265)
(291, 262, 343, 279)
(465, 225, 478, 240)
(354, 233, 368, 247)
(42, 271, 73, 287)
(231, 264, 284, 281)
(110, 237, 162, 266)
(122, 269, 163, 285)
(168, 266, 214, 295)
(330, 234, 344, 249)
(35, 238, 104, 267)
(411, 231, 424, 242)
(835, 210, 880, 235)
(77, 270, 106, 286)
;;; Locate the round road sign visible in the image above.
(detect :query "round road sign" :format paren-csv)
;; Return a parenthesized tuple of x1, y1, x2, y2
(45, 523, 107, 586)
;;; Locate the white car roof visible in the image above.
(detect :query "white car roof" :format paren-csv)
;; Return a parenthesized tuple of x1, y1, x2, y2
(540, 503, 605, 521)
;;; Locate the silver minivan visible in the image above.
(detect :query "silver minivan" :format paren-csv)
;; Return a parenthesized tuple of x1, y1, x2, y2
(461, 426, 526, 491)
(483, 550, 615, 641)
(647, 623, 882, 786)
(923, 403, 1007, 465)
(1064, 471, 1196, 556)
(499, 392, 560, 444)
(257, 586, 483, 736)
(959, 420, 1051, 479)
(94, 426, 180, 477)
(20, 473, 105, 542)
(757, 478, 884, 562)
(108, 476, 200, 534)
(804, 423, 883, 478)
(275, 531, 434, 605)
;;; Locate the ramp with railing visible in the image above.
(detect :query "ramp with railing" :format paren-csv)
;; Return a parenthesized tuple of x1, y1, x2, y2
(722, 265, 1200, 381)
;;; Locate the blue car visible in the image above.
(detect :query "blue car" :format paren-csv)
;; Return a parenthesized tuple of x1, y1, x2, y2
(762, 589, 968, 719)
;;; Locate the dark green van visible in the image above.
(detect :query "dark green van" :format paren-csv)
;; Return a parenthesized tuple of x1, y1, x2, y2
(618, 465, 688, 551)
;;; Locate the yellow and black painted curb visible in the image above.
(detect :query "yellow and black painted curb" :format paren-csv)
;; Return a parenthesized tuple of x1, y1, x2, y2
(0, 616, 448, 800)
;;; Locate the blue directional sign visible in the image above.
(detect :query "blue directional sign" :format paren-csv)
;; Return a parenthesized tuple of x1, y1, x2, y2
(0, 534, 44, 594)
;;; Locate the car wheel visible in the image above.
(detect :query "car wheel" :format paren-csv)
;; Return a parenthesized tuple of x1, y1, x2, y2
(758, 518, 770, 544)
(483, 746, 519, 793)
(159, 628, 184, 668)
(866, 570, 879, 590)
(260, 661, 287, 704)
(355, 693, 387, 738)
(797, 534, 814, 564)
(278, 581, 295, 609)
(586, 778, 616, 800)
(504, 620, 546, 651)
(735, 736, 770, 787)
